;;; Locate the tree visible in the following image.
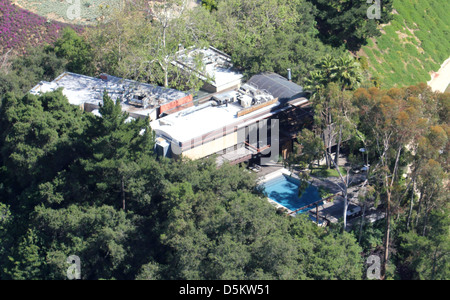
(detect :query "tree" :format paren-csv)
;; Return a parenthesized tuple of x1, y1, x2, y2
(0, 47, 66, 96)
(309, 231, 364, 279)
(305, 54, 362, 170)
(4, 229, 45, 280)
(415, 159, 447, 236)
(87, 0, 208, 91)
(210, 0, 331, 84)
(33, 204, 136, 280)
(334, 54, 364, 91)
(53, 27, 95, 76)
(0, 203, 13, 276)
(290, 215, 363, 279)
(352, 85, 433, 279)
(306, 0, 394, 50)
(295, 128, 325, 169)
(308, 82, 358, 170)
(0, 90, 86, 211)
(304, 54, 364, 94)
(201, 0, 218, 11)
(400, 209, 450, 280)
(77, 92, 154, 211)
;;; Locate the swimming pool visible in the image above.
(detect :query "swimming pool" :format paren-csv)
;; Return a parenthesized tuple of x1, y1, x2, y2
(262, 174, 322, 213)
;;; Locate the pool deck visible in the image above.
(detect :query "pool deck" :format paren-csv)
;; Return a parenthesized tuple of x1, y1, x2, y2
(257, 166, 381, 226)
(258, 167, 327, 217)
(257, 167, 294, 184)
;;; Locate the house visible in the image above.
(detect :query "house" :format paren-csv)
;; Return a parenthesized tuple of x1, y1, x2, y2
(29, 70, 310, 165)
(29, 72, 193, 121)
(246, 72, 313, 159)
(151, 72, 309, 165)
(246, 72, 308, 106)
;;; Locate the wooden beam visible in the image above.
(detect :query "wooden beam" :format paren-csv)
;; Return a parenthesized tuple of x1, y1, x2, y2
(237, 98, 278, 118)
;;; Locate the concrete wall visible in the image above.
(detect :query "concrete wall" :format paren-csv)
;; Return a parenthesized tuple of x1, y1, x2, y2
(182, 132, 239, 160)
(201, 79, 242, 93)
(215, 79, 242, 93)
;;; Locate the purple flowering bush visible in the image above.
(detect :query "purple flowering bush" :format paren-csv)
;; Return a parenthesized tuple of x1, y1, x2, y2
(0, 0, 84, 55)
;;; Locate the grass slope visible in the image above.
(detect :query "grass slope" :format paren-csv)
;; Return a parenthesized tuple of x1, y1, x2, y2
(13, 0, 120, 25)
(360, 0, 450, 88)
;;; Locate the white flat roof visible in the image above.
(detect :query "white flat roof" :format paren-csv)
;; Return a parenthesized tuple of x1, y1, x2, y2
(29, 72, 190, 117)
(174, 46, 243, 88)
(150, 97, 294, 144)
(152, 101, 242, 142)
(207, 65, 243, 88)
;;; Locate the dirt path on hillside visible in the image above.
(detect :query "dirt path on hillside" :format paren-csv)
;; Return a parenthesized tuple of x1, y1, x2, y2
(428, 57, 450, 93)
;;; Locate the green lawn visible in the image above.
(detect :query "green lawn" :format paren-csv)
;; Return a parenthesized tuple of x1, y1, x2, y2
(360, 0, 450, 88)
(310, 166, 348, 178)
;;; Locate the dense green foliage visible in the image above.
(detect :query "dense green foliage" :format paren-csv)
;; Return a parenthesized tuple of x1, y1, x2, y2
(1, 0, 448, 281)
(53, 28, 95, 76)
(0, 28, 93, 97)
(306, 0, 394, 51)
(0, 47, 67, 96)
(208, 0, 335, 84)
(351, 84, 449, 279)
(0, 91, 366, 280)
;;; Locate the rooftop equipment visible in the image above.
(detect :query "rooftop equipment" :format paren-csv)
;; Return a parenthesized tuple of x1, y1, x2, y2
(238, 94, 253, 108)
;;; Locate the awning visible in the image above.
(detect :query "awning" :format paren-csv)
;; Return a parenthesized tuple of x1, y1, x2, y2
(216, 147, 257, 166)
(287, 97, 309, 107)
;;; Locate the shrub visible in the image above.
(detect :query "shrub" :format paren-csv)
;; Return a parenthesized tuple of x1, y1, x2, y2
(0, 0, 83, 55)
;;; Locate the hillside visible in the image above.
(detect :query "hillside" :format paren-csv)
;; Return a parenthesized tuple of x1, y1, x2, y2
(12, 1, 200, 25)
(359, 0, 450, 89)
(0, 0, 83, 55)
(13, 0, 121, 24)
(10, 0, 450, 91)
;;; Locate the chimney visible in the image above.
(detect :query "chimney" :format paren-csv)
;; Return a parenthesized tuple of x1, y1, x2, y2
(287, 69, 292, 82)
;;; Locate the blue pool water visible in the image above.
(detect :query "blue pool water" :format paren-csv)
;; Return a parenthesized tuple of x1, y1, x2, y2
(262, 175, 321, 213)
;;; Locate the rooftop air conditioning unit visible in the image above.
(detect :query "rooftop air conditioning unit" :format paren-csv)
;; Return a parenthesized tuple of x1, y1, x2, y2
(155, 138, 171, 158)
(239, 94, 253, 108)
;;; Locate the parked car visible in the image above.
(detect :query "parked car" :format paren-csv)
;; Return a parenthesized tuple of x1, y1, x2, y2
(346, 204, 362, 218)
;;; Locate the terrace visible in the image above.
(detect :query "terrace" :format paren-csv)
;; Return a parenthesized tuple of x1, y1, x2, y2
(173, 46, 244, 93)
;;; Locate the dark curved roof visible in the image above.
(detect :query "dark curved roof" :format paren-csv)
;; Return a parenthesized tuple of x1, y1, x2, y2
(247, 72, 306, 103)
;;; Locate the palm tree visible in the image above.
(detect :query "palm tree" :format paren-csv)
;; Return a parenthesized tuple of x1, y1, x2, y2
(303, 70, 327, 94)
(305, 54, 363, 95)
(304, 55, 337, 95)
(318, 54, 338, 84)
(334, 55, 363, 91)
